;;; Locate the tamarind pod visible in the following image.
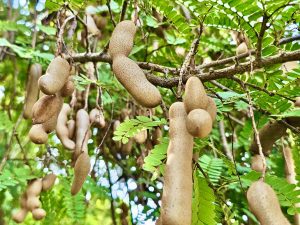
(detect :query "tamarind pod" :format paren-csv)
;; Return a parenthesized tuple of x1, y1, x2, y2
(251, 155, 264, 173)
(186, 109, 213, 138)
(12, 209, 28, 223)
(152, 127, 162, 145)
(29, 124, 48, 144)
(121, 139, 133, 156)
(56, 104, 75, 150)
(42, 174, 57, 191)
(236, 42, 248, 55)
(113, 120, 121, 131)
(26, 197, 41, 211)
(67, 119, 76, 139)
(74, 109, 90, 160)
(183, 76, 208, 113)
(38, 57, 70, 95)
(155, 217, 162, 225)
(26, 179, 43, 196)
(282, 61, 298, 73)
(206, 97, 217, 122)
(108, 20, 137, 59)
(287, 117, 300, 127)
(23, 63, 42, 119)
(161, 102, 194, 225)
(193, 152, 199, 162)
(89, 108, 106, 128)
(59, 79, 75, 97)
(295, 97, 300, 107)
(93, 15, 107, 30)
(247, 180, 291, 225)
(134, 130, 147, 144)
(20, 193, 28, 209)
(85, 14, 100, 35)
(32, 95, 63, 124)
(250, 121, 287, 155)
(32, 208, 46, 220)
(112, 55, 162, 108)
(71, 152, 91, 195)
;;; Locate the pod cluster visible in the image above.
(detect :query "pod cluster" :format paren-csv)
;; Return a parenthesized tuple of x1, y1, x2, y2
(108, 20, 162, 108)
(12, 174, 56, 223)
(28, 57, 74, 144)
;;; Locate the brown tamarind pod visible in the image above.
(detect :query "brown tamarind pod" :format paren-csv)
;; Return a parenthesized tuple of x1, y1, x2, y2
(59, 78, 75, 97)
(155, 217, 162, 225)
(32, 208, 46, 220)
(85, 14, 101, 35)
(56, 104, 75, 150)
(20, 193, 28, 209)
(152, 127, 162, 145)
(42, 174, 57, 191)
(32, 95, 63, 124)
(121, 139, 133, 156)
(108, 20, 137, 59)
(183, 76, 208, 113)
(26, 179, 42, 196)
(236, 42, 248, 55)
(12, 209, 28, 223)
(74, 109, 90, 160)
(26, 198, 41, 211)
(251, 155, 264, 173)
(29, 124, 48, 144)
(161, 102, 194, 225)
(247, 180, 291, 225)
(295, 97, 300, 107)
(71, 152, 91, 195)
(38, 57, 70, 95)
(186, 109, 213, 138)
(93, 15, 107, 30)
(206, 97, 217, 122)
(89, 108, 106, 128)
(112, 55, 162, 108)
(67, 119, 76, 139)
(250, 121, 287, 155)
(24, 63, 42, 119)
(134, 130, 147, 144)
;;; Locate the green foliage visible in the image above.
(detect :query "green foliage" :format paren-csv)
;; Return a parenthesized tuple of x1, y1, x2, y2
(113, 116, 167, 144)
(199, 155, 224, 185)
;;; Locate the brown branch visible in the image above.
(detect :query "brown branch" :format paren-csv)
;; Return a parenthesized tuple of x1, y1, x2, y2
(120, 0, 129, 22)
(256, 14, 269, 60)
(279, 35, 300, 45)
(107, 0, 116, 27)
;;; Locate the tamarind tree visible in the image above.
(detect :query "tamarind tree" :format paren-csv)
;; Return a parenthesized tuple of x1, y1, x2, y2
(0, 0, 300, 224)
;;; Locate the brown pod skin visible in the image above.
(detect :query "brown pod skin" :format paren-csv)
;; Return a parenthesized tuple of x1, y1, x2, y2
(85, 14, 100, 35)
(89, 108, 106, 128)
(32, 208, 46, 220)
(251, 155, 264, 173)
(74, 109, 90, 160)
(112, 55, 162, 108)
(108, 20, 137, 59)
(295, 97, 300, 107)
(161, 102, 194, 225)
(134, 130, 147, 144)
(24, 63, 42, 119)
(32, 95, 63, 124)
(29, 124, 48, 144)
(236, 42, 248, 55)
(20, 193, 28, 209)
(12, 209, 28, 223)
(26, 198, 41, 210)
(93, 15, 107, 30)
(67, 119, 76, 139)
(250, 121, 287, 155)
(121, 139, 133, 156)
(186, 109, 213, 138)
(152, 127, 162, 145)
(42, 174, 57, 191)
(183, 76, 208, 113)
(26, 179, 42, 196)
(71, 152, 91, 195)
(60, 78, 75, 97)
(56, 104, 75, 150)
(38, 57, 70, 95)
(206, 97, 217, 122)
(247, 180, 291, 225)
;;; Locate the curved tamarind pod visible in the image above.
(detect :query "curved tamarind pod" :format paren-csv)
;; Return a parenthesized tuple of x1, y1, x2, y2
(247, 180, 291, 225)
(251, 155, 264, 173)
(60, 78, 75, 97)
(85, 14, 100, 35)
(56, 104, 75, 150)
(108, 20, 136, 59)
(186, 109, 213, 138)
(112, 55, 162, 108)
(250, 121, 287, 155)
(12, 209, 28, 223)
(32, 95, 63, 124)
(152, 127, 162, 145)
(206, 97, 217, 122)
(71, 152, 91, 195)
(26, 179, 42, 196)
(24, 63, 42, 119)
(29, 124, 48, 144)
(38, 57, 70, 95)
(32, 208, 46, 220)
(42, 174, 57, 191)
(121, 139, 133, 156)
(26, 198, 41, 211)
(89, 108, 106, 128)
(236, 42, 248, 55)
(134, 130, 147, 144)
(183, 76, 208, 113)
(74, 109, 90, 160)
(20, 193, 28, 209)
(67, 119, 76, 139)
(161, 102, 194, 225)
